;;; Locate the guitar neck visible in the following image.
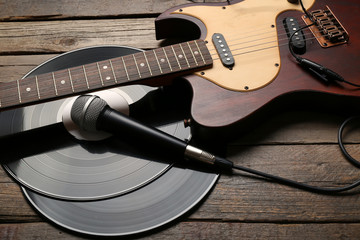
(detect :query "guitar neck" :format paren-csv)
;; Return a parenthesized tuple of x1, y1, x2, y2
(0, 40, 212, 111)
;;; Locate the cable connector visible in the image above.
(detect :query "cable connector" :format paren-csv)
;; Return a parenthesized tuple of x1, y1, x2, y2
(297, 57, 345, 83)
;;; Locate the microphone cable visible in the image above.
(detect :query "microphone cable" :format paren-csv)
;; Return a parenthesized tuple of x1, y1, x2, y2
(222, 116, 360, 194)
(71, 95, 360, 194)
(289, 0, 360, 87)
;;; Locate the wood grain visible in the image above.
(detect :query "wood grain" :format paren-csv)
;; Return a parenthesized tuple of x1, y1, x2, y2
(0, 19, 159, 54)
(0, 0, 224, 21)
(1, 144, 360, 223)
(1, 222, 360, 240)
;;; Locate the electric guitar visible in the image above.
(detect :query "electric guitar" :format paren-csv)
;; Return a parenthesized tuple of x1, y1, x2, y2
(1, 0, 359, 139)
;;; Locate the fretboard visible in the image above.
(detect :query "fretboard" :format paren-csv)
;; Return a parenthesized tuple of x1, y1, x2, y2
(0, 40, 212, 111)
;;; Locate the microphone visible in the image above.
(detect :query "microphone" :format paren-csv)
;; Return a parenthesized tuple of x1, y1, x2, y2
(70, 95, 360, 193)
(70, 95, 233, 170)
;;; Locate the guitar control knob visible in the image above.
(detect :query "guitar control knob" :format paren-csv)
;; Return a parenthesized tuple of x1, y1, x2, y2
(287, 0, 299, 3)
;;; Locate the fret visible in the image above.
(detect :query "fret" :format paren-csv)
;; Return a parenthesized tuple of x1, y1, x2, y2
(171, 45, 182, 70)
(187, 42, 198, 66)
(179, 44, 190, 68)
(35, 75, 41, 99)
(171, 44, 190, 70)
(109, 60, 117, 83)
(68, 66, 88, 92)
(18, 76, 40, 104)
(97, 60, 118, 86)
(132, 52, 152, 79)
(143, 50, 162, 76)
(81, 63, 103, 89)
(82, 65, 90, 89)
(197, 39, 213, 64)
(122, 54, 141, 81)
(153, 48, 172, 74)
(165, 45, 184, 72)
(194, 40, 206, 65)
(162, 47, 173, 72)
(37, 73, 57, 99)
(16, 77, 37, 103)
(153, 49, 163, 74)
(53, 69, 73, 96)
(110, 57, 129, 83)
(132, 54, 142, 79)
(143, 52, 152, 76)
(188, 40, 208, 66)
(16, 80, 21, 103)
(52, 72, 58, 96)
(18, 76, 38, 104)
(122, 57, 130, 81)
(68, 69, 75, 92)
(96, 62, 105, 86)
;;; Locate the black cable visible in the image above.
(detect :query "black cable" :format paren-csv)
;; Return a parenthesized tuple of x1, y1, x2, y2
(291, 0, 360, 88)
(341, 80, 360, 88)
(299, 0, 313, 22)
(232, 162, 360, 193)
(338, 116, 360, 168)
(211, 116, 359, 194)
(288, 23, 315, 61)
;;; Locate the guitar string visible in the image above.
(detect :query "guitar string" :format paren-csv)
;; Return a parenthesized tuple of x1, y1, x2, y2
(15, 30, 317, 90)
(213, 25, 318, 51)
(209, 28, 320, 58)
(206, 21, 319, 53)
(208, 30, 318, 57)
(207, 16, 312, 48)
(10, 21, 323, 92)
(210, 34, 323, 61)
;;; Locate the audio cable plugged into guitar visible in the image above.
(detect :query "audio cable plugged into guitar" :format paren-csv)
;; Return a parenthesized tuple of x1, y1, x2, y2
(290, 0, 360, 87)
(71, 95, 360, 194)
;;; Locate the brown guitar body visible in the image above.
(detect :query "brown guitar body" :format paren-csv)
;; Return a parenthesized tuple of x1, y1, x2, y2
(156, 0, 360, 140)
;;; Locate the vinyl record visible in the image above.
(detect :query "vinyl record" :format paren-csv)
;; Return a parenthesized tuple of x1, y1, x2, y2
(0, 46, 217, 201)
(22, 166, 217, 236)
(2, 46, 218, 235)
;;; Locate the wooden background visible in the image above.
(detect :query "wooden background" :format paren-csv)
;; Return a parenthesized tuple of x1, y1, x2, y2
(1, 0, 360, 239)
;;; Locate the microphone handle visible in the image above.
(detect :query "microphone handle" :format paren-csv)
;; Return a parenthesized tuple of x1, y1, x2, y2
(98, 106, 188, 157)
(98, 106, 234, 171)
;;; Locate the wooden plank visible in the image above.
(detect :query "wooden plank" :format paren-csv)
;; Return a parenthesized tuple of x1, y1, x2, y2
(191, 144, 360, 221)
(0, 19, 159, 54)
(1, 222, 360, 240)
(0, 183, 41, 222)
(1, 145, 360, 223)
(232, 111, 360, 145)
(0, 55, 56, 82)
(0, 0, 224, 21)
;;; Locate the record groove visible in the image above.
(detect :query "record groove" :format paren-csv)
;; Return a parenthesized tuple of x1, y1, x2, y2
(2, 46, 218, 236)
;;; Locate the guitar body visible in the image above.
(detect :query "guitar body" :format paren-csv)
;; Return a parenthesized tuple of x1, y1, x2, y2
(156, 0, 360, 139)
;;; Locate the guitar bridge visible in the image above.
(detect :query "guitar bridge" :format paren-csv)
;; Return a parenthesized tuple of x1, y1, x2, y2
(302, 6, 349, 48)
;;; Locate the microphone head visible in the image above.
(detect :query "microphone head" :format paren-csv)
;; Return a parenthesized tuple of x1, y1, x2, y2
(71, 95, 108, 132)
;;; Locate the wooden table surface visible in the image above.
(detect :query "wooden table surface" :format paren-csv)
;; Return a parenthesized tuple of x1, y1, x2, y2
(1, 1, 360, 239)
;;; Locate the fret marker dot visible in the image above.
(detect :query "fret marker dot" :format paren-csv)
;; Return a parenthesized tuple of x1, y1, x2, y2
(103, 66, 108, 69)
(106, 76, 111, 80)
(61, 80, 65, 85)
(140, 63, 145, 67)
(178, 54, 183, 59)
(194, 51, 199, 55)
(160, 58, 165, 63)
(26, 87, 31, 92)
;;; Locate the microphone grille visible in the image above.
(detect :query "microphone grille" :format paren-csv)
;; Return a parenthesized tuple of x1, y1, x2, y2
(71, 95, 108, 132)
